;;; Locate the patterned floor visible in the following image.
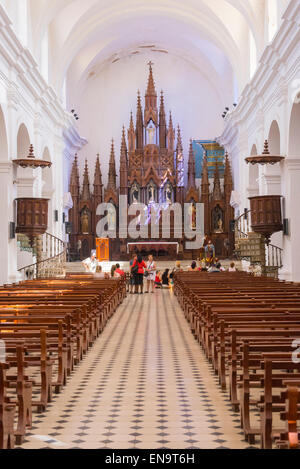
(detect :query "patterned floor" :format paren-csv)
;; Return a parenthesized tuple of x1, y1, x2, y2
(20, 289, 257, 449)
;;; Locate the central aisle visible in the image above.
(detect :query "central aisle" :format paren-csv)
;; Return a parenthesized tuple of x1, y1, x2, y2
(21, 290, 256, 449)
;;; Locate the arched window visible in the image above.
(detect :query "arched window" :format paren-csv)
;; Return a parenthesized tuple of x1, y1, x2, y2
(249, 31, 257, 79)
(268, 0, 278, 42)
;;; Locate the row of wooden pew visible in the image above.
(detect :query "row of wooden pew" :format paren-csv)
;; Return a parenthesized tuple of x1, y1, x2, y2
(0, 273, 126, 449)
(174, 271, 300, 449)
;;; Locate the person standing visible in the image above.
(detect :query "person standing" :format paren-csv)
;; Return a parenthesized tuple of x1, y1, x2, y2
(82, 250, 98, 273)
(132, 255, 146, 294)
(145, 255, 156, 294)
(129, 254, 137, 294)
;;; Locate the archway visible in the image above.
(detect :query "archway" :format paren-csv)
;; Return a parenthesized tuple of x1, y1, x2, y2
(17, 123, 30, 158)
(289, 100, 300, 157)
(42, 147, 54, 232)
(248, 144, 259, 197)
(0, 106, 8, 161)
(281, 98, 300, 281)
(268, 120, 280, 154)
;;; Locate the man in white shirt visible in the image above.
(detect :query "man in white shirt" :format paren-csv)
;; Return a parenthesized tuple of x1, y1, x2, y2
(82, 250, 98, 273)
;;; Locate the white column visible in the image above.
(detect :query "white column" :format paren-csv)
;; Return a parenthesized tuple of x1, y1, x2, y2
(279, 158, 300, 281)
(0, 162, 19, 284)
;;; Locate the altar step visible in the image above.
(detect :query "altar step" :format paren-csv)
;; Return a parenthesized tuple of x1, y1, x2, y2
(65, 259, 242, 274)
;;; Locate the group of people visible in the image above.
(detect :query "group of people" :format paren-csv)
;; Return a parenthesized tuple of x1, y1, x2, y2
(82, 250, 238, 293)
(129, 254, 157, 294)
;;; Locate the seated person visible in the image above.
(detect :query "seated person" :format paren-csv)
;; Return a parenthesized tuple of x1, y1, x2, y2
(188, 261, 201, 272)
(111, 265, 121, 278)
(228, 262, 236, 272)
(208, 263, 221, 273)
(82, 250, 98, 273)
(155, 271, 162, 288)
(115, 263, 125, 277)
(162, 269, 170, 288)
(94, 265, 105, 278)
(174, 261, 183, 273)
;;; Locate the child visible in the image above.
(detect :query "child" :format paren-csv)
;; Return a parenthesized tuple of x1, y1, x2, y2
(155, 271, 162, 288)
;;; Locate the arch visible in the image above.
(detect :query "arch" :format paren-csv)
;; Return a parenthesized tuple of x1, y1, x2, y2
(41, 147, 54, 230)
(52, 2, 245, 92)
(268, 120, 281, 154)
(248, 144, 259, 196)
(0, 106, 8, 162)
(17, 124, 30, 158)
(288, 98, 300, 158)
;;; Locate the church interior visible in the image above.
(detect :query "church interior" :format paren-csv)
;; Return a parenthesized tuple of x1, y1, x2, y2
(0, 0, 300, 451)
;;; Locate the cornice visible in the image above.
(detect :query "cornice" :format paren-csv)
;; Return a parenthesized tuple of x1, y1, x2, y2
(219, 0, 300, 141)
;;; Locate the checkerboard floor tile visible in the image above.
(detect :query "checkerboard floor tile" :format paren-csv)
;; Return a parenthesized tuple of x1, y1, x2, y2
(20, 289, 258, 450)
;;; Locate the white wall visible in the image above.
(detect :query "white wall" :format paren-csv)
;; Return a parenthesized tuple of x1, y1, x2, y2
(68, 53, 226, 185)
(0, 4, 85, 285)
(219, 0, 300, 281)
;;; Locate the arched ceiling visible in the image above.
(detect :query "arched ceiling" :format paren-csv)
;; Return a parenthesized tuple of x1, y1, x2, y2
(28, 0, 266, 97)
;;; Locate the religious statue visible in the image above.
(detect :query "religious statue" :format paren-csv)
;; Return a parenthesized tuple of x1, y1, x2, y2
(146, 121, 156, 145)
(166, 183, 172, 204)
(81, 210, 89, 234)
(204, 241, 215, 265)
(213, 206, 224, 233)
(132, 183, 139, 204)
(149, 185, 155, 203)
(188, 201, 197, 230)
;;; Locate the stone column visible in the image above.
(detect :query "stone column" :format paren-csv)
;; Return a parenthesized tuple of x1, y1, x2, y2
(279, 158, 300, 281)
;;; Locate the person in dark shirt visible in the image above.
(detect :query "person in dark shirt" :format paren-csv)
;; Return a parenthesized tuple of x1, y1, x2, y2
(132, 255, 147, 294)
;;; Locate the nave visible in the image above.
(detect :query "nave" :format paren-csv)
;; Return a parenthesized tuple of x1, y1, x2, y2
(20, 290, 254, 450)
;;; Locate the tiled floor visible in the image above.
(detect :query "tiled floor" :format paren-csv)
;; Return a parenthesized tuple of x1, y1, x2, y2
(20, 289, 257, 449)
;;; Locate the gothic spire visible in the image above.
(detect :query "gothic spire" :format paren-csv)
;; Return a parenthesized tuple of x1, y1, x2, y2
(128, 111, 136, 153)
(81, 159, 91, 200)
(93, 154, 103, 201)
(121, 126, 127, 163)
(176, 125, 183, 155)
(136, 91, 144, 149)
(146, 61, 157, 98)
(159, 90, 167, 148)
(224, 151, 233, 202)
(201, 149, 209, 188)
(145, 61, 158, 125)
(120, 126, 128, 195)
(167, 111, 175, 152)
(188, 140, 196, 188)
(107, 139, 117, 190)
(70, 154, 80, 196)
(176, 126, 184, 196)
(212, 158, 222, 200)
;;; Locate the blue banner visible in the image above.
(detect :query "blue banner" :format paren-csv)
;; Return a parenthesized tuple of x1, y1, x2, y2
(192, 140, 225, 179)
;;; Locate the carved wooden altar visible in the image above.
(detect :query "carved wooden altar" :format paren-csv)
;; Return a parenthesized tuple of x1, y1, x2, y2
(68, 63, 235, 260)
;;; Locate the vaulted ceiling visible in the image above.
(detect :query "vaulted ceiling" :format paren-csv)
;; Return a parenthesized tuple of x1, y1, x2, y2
(27, 0, 269, 95)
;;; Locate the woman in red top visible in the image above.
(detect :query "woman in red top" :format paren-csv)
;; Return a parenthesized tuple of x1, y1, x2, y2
(132, 255, 147, 294)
